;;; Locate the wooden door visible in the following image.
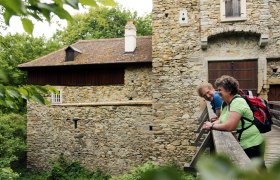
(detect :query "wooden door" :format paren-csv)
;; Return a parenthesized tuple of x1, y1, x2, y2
(268, 85, 280, 101)
(208, 60, 258, 95)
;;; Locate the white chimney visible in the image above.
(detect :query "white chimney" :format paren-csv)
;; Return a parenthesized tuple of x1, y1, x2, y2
(125, 20, 136, 53)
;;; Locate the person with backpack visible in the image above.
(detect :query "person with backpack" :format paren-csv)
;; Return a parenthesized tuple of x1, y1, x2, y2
(197, 82, 223, 118)
(202, 75, 266, 167)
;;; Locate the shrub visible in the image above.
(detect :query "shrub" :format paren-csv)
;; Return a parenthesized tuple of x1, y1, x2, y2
(0, 113, 26, 179)
(48, 155, 111, 180)
(113, 162, 195, 180)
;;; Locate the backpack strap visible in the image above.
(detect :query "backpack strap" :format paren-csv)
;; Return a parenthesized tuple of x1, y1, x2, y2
(227, 96, 254, 141)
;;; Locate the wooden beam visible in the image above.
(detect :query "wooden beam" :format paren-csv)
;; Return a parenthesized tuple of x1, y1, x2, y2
(184, 132, 212, 172)
(212, 130, 251, 169)
(270, 109, 280, 117)
(268, 101, 280, 106)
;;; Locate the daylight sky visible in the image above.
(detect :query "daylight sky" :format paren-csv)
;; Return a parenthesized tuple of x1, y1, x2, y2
(4, 0, 152, 38)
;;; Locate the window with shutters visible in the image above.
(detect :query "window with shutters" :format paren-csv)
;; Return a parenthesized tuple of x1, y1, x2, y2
(51, 90, 62, 104)
(220, 0, 246, 22)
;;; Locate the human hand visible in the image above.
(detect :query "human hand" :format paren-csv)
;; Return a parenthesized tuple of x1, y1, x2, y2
(210, 117, 218, 122)
(202, 121, 213, 131)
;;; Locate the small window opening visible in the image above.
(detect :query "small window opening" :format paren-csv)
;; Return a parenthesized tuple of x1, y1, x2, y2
(149, 126, 153, 131)
(165, 13, 169, 18)
(129, 97, 133, 100)
(73, 118, 79, 129)
(272, 68, 278, 73)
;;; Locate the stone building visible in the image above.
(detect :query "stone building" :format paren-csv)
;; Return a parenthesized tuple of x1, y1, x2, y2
(19, 0, 280, 175)
(151, 0, 280, 168)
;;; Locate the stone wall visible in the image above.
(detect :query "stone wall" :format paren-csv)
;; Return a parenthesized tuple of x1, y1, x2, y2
(267, 58, 280, 84)
(57, 66, 152, 103)
(26, 66, 153, 175)
(27, 105, 153, 175)
(152, 0, 201, 165)
(152, 0, 280, 165)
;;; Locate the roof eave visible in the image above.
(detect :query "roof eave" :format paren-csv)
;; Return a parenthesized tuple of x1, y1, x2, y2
(18, 60, 152, 71)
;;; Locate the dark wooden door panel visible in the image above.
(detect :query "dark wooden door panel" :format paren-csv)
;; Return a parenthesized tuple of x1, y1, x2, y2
(208, 61, 233, 83)
(208, 60, 258, 95)
(268, 85, 280, 101)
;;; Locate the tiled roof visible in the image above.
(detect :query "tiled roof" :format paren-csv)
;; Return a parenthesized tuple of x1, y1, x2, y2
(18, 36, 152, 68)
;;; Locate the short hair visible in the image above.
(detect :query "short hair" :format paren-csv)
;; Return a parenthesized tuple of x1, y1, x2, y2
(197, 82, 214, 97)
(214, 75, 239, 95)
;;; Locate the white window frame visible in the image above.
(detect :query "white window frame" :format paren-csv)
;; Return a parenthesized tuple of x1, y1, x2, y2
(220, 0, 247, 22)
(51, 90, 62, 104)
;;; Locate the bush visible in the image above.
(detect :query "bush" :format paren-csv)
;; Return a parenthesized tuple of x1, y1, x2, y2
(0, 113, 26, 179)
(113, 162, 195, 180)
(48, 155, 111, 180)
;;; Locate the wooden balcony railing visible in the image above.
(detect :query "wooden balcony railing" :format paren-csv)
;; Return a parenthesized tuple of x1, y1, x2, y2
(268, 101, 280, 127)
(184, 103, 251, 171)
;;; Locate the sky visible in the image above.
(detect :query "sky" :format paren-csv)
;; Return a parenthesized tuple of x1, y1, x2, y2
(4, 0, 152, 38)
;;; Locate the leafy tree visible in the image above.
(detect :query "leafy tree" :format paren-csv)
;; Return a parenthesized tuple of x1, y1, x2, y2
(0, 113, 27, 179)
(53, 6, 152, 45)
(0, 33, 61, 85)
(0, 33, 61, 112)
(0, 0, 116, 34)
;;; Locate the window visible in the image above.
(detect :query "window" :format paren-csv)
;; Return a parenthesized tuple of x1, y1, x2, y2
(220, 0, 246, 22)
(65, 50, 75, 61)
(65, 46, 81, 62)
(51, 90, 62, 104)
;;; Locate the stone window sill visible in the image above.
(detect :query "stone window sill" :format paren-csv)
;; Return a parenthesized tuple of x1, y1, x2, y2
(221, 17, 247, 22)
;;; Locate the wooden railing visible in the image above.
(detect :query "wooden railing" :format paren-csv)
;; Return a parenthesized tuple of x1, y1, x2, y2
(268, 101, 280, 127)
(184, 103, 251, 171)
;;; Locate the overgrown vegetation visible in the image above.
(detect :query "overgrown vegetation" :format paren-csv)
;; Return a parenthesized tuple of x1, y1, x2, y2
(113, 162, 195, 180)
(0, 113, 26, 179)
(17, 158, 195, 180)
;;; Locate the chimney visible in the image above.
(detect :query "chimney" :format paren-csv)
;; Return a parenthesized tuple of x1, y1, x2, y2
(125, 20, 136, 53)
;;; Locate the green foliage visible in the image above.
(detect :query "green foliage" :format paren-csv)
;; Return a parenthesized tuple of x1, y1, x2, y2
(0, 167, 19, 179)
(17, 170, 49, 180)
(0, 33, 60, 111)
(0, 84, 56, 110)
(113, 162, 194, 180)
(53, 6, 152, 45)
(48, 155, 111, 180)
(134, 13, 152, 37)
(0, 0, 116, 34)
(0, 113, 26, 179)
(0, 33, 62, 85)
(197, 154, 280, 180)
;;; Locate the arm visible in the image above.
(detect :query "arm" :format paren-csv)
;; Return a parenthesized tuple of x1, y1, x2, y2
(210, 109, 220, 122)
(215, 109, 221, 118)
(203, 111, 241, 131)
(212, 94, 222, 118)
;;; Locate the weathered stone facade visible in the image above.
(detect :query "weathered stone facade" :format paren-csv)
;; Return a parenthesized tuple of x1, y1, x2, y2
(26, 0, 280, 175)
(27, 67, 154, 175)
(152, 0, 280, 166)
(267, 58, 280, 84)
